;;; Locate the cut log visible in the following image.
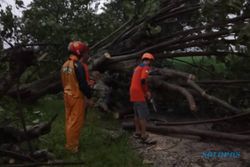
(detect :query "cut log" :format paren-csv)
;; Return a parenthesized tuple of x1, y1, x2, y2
(156, 111, 250, 126)
(88, 52, 112, 70)
(197, 80, 250, 85)
(122, 122, 250, 143)
(237, 130, 250, 135)
(0, 114, 57, 144)
(7, 73, 61, 102)
(0, 149, 36, 162)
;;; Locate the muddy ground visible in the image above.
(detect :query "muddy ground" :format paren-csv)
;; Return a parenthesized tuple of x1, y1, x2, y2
(130, 132, 250, 167)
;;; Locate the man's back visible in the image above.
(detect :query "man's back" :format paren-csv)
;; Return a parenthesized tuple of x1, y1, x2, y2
(130, 63, 150, 102)
(61, 58, 83, 98)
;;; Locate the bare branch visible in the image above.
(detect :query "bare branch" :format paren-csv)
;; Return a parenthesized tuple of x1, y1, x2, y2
(148, 76, 197, 111)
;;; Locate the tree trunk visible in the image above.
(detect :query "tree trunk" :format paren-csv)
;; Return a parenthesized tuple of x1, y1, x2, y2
(0, 114, 57, 144)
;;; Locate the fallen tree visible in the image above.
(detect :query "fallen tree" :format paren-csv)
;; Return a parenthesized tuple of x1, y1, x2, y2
(0, 0, 250, 162)
(147, 68, 242, 113)
(1, 0, 249, 102)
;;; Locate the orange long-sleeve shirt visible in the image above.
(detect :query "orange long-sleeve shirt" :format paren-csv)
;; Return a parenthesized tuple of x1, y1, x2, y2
(130, 63, 150, 102)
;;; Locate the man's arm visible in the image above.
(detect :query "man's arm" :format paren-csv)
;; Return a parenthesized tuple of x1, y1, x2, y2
(74, 61, 91, 98)
(141, 66, 151, 99)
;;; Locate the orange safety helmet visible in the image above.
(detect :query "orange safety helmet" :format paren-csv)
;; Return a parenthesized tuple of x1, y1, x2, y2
(141, 52, 154, 60)
(68, 41, 89, 56)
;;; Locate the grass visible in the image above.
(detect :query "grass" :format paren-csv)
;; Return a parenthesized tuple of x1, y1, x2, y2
(29, 96, 147, 167)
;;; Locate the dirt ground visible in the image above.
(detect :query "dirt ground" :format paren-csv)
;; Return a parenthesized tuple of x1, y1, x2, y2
(130, 133, 250, 167)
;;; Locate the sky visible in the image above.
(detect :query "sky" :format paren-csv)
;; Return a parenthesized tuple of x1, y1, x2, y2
(0, 0, 33, 16)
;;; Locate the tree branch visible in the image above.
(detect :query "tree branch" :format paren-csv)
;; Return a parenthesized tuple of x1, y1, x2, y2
(148, 76, 197, 111)
(187, 80, 241, 113)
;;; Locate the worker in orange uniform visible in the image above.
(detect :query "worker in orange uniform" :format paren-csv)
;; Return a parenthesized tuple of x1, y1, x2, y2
(129, 52, 156, 144)
(80, 55, 95, 88)
(61, 41, 93, 153)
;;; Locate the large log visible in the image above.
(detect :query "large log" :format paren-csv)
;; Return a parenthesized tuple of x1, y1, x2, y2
(122, 122, 250, 143)
(0, 114, 57, 144)
(7, 72, 61, 102)
(197, 80, 250, 85)
(0, 48, 35, 97)
(0, 149, 36, 162)
(155, 111, 250, 126)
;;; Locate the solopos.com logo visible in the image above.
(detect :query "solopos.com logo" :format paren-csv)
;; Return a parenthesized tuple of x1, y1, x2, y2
(202, 151, 241, 159)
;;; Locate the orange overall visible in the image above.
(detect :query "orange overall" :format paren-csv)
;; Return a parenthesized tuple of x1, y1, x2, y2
(61, 55, 85, 152)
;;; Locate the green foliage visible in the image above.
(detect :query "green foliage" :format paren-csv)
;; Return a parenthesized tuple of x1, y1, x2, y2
(0, 0, 129, 74)
(31, 98, 146, 167)
(0, 96, 19, 123)
(0, 0, 159, 47)
(0, 0, 163, 77)
(238, 24, 250, 54)
(0, 6, 17, 43)
(201, 0, 246, 21)
(0, 1, 30, 46)
(197, 0, 250, 56)
(164, 56, 227, 79)
(23, 0, 93, 43)
(19, 65, 39, 83)
(224, 55, 250, 79)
